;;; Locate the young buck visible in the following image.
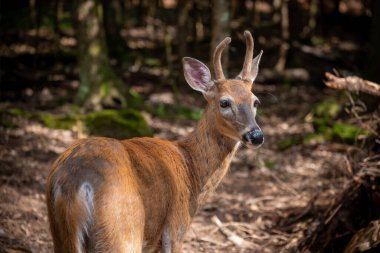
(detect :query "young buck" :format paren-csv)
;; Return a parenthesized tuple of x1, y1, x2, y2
(46, 31, 264, 253)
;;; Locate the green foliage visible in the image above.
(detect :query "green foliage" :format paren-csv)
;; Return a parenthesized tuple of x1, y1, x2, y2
(303, 133, 327, 144)
(145, 58, 161, 66)
(38, 113, 77, 130)
(332, 123, 370, 142)
(310, 99, 371, 143)
(276, 137, 302, 150)
(313, 99, 341, 119)
(277, 98, 372, 149)
(127, 90, 144, 108)
(8, 108, 33, 118)
(148, 104, 203, 121)
(174, 106, 203, 120)
(84, 109, 152, 139)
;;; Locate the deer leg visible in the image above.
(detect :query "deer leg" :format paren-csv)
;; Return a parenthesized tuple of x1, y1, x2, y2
(161, 222, 189, 253)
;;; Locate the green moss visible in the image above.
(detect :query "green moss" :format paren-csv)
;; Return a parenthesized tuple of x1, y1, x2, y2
(8, 108, 33, 118)
(84, 109, 152, 139)
(100, 82, 111, 97)
(276, 137, 302, 150)
(38, 113, 77, 130)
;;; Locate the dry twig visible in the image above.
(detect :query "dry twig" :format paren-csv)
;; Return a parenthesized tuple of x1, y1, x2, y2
(211, 215, 255, 249)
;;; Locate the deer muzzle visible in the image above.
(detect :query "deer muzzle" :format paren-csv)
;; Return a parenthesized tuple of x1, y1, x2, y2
(242, 128, 264, 146)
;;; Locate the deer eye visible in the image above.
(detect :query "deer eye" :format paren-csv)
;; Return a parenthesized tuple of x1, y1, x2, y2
(220, 99, 231, 108)
(253, 100, 260, 107)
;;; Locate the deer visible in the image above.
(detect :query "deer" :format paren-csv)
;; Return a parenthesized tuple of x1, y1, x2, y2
(46, 30, 264, 253)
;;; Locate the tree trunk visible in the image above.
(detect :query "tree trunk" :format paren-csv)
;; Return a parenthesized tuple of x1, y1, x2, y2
(76, 0, 126, 110)
(177, 0, 192, 61)
(274, 0, 289, 72)
(211, 0, 230, 76)
(102, 0, 126, 58)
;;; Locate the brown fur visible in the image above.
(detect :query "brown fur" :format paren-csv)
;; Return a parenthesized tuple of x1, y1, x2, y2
(46, 32, 262, 253)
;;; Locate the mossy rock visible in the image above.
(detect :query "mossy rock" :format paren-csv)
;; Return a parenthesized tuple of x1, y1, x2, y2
(84, 109, 152, 139)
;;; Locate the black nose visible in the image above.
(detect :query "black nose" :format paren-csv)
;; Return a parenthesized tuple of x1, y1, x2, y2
(243, 128, 264, 145)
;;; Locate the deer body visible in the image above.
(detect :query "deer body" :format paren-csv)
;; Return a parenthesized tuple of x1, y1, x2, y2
(47, 31, 264, 253)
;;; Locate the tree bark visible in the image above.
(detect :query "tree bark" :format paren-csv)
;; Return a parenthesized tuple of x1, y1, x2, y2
(274, 0, 289, 72)
(177, 0, 192, 62)
(102, 0, 126, 57)
(76, 0, 126, 109)
(211, 0, 230, 77)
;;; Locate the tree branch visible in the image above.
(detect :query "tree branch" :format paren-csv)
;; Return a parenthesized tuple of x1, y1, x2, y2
(324, 72, 380, 97)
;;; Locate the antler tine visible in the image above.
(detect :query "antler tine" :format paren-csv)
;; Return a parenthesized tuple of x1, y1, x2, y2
(241, 30, 254, 81)
(213, 37, 231, 81)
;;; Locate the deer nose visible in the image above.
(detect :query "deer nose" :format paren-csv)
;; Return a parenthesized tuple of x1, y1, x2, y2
(242, 128, 264, 145)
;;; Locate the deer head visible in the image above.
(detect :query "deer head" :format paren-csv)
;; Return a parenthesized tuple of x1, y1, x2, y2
(182, 31, 264, 147)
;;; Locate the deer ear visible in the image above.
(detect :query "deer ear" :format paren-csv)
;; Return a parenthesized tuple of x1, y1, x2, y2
(236, 50, 263, 83)
(183, 57, 213, 93)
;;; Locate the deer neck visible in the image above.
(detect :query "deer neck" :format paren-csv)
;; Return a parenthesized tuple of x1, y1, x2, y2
(177, 105, 240, 196)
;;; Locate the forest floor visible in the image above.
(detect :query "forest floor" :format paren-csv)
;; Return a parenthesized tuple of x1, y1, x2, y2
(0, 84, 356, 253)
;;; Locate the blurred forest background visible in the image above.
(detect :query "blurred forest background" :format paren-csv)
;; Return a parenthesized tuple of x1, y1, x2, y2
(0, 0, 379, 252)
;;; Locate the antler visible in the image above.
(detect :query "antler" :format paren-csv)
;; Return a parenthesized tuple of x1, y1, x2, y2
(240, 31, 254, 81)
(213, 37, 231, 81)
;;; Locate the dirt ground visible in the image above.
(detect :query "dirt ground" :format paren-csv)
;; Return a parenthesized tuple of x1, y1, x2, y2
(0, 84, 355, 252)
